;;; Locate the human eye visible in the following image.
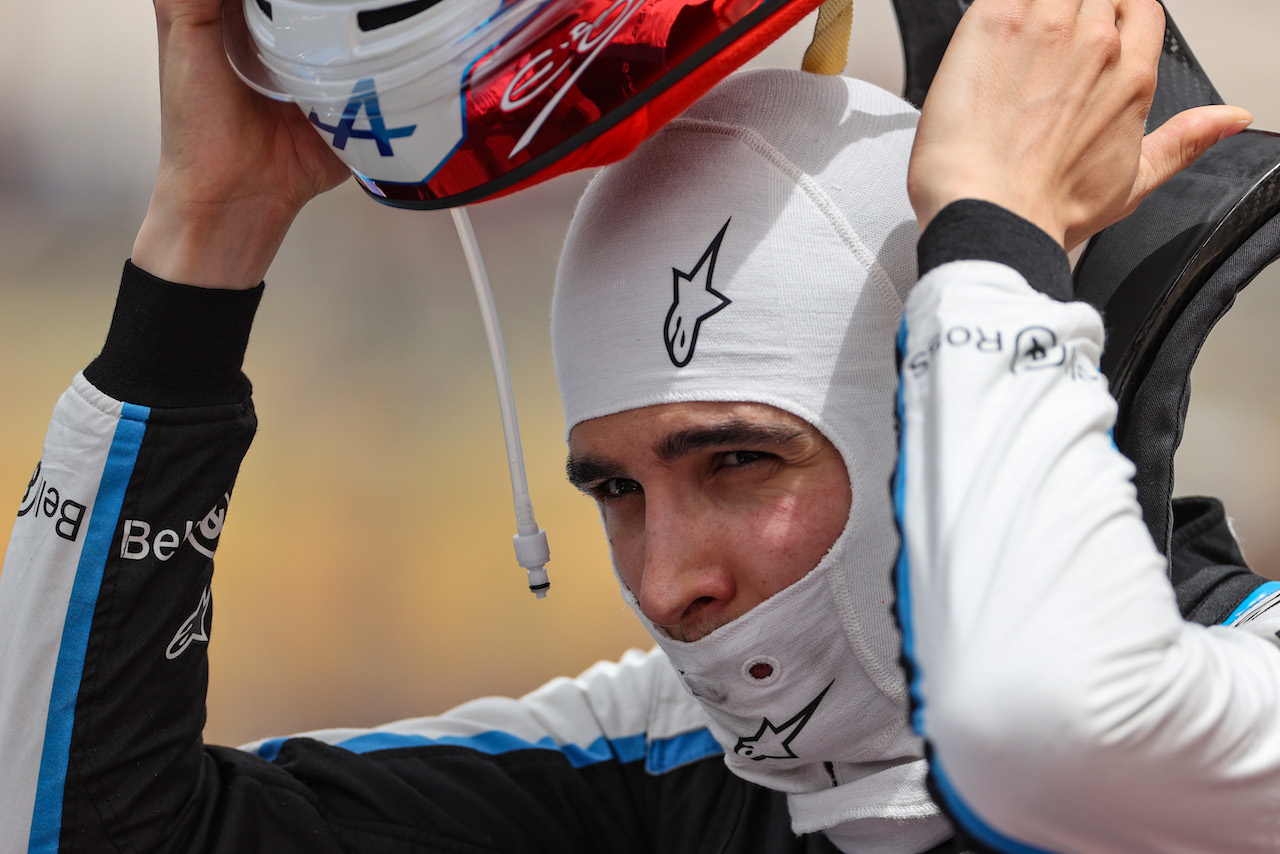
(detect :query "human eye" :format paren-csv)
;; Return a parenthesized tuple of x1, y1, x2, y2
(719, 450, 774, 468)
(589, 477, 642, 501)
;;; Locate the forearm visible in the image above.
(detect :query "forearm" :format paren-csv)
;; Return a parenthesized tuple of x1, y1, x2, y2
(131, 189, 300, 290)
(0, 262, 260, 852)
(896, 202, 1280, 853)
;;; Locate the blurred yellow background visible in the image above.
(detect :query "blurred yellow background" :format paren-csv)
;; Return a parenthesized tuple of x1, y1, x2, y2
(1, 0, 1278, 747)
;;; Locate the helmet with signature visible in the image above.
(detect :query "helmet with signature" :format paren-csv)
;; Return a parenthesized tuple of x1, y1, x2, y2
(224, 0, 825, 209)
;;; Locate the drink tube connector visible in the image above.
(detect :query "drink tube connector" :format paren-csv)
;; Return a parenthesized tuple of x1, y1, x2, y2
(451, 207, 551, 598)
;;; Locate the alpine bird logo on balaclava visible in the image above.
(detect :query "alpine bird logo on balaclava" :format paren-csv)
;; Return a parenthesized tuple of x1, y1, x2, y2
(733, 681, 834, 761)
(664, 219, 733, 367)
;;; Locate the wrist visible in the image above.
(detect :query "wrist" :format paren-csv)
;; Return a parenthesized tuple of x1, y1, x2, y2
(908, 151, 1068, 250)
(131, 182, 301, 290)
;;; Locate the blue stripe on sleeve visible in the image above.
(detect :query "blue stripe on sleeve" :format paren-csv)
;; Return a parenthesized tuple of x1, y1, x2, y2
(1223, 581, 1280, 626)
(892, 318, 925, 735)
(255, 725, 720, 775)
(333, 730, 621, 764)
(646, 727, 721, 773)
(254, 738, 286, 762)
(29, 403, 149, 854)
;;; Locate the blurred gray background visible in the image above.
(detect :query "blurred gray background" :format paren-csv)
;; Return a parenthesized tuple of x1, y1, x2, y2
(1, 0, 1277, 746)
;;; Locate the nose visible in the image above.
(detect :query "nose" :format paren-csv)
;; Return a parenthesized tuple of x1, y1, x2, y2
(635, 498, 738, 636)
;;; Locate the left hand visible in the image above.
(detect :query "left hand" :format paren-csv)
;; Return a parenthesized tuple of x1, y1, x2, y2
(907, 0, 1253, 250)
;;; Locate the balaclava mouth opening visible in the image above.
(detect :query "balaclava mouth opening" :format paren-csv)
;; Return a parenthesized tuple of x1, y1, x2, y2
(552, 68, 945, 845)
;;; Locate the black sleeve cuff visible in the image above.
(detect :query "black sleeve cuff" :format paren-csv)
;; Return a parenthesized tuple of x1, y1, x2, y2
(918, 200, 1074, 301)
(1169, 496, 1268, 625)
(83, 261, 264, 409)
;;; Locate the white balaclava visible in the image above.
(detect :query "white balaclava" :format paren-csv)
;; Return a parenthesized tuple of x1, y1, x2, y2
(553, 69, 945, 846)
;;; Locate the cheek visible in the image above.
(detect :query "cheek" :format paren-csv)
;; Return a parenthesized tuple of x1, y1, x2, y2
(811, 473, 854, 561)
(752, 480, 852, 591)
(601, 508, 644, 592)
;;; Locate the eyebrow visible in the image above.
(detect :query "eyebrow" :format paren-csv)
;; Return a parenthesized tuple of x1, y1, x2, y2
(565, 457, 626, 489)
(654, 420, 803, 462)
(565, 419, 805, 489)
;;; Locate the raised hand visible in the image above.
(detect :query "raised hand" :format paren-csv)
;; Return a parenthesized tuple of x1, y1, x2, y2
(132, 0, 352, 288)
(907, 0, 1253, 249)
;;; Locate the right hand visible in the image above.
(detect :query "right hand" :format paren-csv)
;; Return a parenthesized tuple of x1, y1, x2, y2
(132, 0, 352, 289)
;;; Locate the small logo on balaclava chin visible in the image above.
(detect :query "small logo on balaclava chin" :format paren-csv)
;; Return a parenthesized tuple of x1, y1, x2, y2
(733, 681, 834, 761)
(664, 219, 732, 367)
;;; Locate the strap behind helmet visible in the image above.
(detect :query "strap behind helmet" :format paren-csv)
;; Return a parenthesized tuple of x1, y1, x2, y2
(802, 0, 854, 75)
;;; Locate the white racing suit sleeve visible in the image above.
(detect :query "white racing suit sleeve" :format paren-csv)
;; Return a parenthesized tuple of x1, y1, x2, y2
(895, 201, 1280, 854)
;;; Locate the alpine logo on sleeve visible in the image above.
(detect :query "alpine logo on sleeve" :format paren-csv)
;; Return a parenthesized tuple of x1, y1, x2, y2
(664, 219, 732, 368)
(733, 681, 833, 761)
(166, 586, 211, 660)
(1011, 326, 1066, 372)
(1010, 325, 1101, 381)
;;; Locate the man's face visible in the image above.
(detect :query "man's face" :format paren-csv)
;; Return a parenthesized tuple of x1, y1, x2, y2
(567, 401, 852, 642)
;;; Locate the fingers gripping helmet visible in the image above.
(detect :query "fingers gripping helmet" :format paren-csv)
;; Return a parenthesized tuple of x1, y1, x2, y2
(224, 0, 826, 209)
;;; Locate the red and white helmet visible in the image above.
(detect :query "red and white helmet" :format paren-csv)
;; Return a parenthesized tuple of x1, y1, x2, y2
(224, 0, 826, 208)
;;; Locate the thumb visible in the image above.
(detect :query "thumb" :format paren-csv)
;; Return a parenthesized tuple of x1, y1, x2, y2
(1134, 105, 1254, 204)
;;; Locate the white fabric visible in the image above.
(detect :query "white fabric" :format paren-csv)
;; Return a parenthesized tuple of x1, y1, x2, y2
(0, 376, 124, 854)
(553, 69, 945, 843)
(898, 259, 1280, 852)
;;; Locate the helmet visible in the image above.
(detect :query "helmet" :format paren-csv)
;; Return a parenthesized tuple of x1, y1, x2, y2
(223, 0, 825, 209)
